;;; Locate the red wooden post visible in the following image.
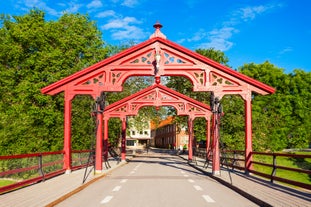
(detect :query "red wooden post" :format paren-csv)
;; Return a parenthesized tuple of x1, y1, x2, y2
(206, 118, 211, 161)
(188, 118, 193, 161)
(244, 94, 253, 173)
(103, 118, 109, 164)
(95, 111, 103, 173)
(121, 117, 126, 161)
(212, 113, 220, 175)
(63, 91, 73, 173)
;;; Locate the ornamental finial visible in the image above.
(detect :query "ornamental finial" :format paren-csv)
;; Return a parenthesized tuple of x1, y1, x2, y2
(153, 21, 163, 30)
(150, 21, 166, 39)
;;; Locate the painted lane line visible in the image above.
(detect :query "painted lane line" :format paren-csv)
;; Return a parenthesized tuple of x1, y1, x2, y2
(183, 174, 189, 177)
(120, 179, 128, 183)
(188, 179, 195, 183)
(100, 196, 113, 204)
(130, 171, 135, 174)
(112, 186, 122, 192)
(180, 171, 185, 174)
(193, 185, 203, 191)
(202, 195, 215, 203)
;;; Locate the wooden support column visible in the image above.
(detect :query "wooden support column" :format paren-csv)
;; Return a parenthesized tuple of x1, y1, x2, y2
(121, 117, 126, 161)
(188, 118, 193, 161)
(212, 113, 220, 175)
(206, 118, 211, 161)
(103, 118, 109, 165)
(63, 91, 73, 173)
(95, 111, 103, 173)
(244, 92, 253, 173)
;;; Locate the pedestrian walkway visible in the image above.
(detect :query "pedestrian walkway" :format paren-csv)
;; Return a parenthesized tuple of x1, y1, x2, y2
(1, 151, 310, 207)
(179, 154, 311, 207)
(0, 157, 130, 207)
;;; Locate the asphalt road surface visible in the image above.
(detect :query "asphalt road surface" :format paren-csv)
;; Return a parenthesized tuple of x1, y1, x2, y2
(56, 151, 258, 207)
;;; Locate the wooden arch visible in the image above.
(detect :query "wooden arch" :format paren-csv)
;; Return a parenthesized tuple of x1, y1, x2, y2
(98, 83, 212, 168)
(41, 22, 275, 175)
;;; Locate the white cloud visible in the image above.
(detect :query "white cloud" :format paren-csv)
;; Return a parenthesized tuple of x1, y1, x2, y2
(192, 3, 282, 51)
(236, 3, 283, 22)
(102, 17, 141, 30)
(18, 0, 82, 16)
(96, 10, 116, 18)
(279, 47, 293, 55)
(198, 27, 238, 51)
(121, 0, 139, 8)
(64, 2, 83, 14)
(187, 30, 208, 42)
(87, 0, 103, 9)
(112, 26, 146, 40)
(101, 16, 147, 40)
(20, 0, 60, 16)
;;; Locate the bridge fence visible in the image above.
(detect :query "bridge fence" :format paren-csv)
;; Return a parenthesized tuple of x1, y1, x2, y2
(194, 148, 311, 190)
(0, 150, 91, 194)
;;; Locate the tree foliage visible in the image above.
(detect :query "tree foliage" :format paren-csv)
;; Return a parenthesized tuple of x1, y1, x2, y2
(239, 62, 311, 151)
(0, 9, 109, 155)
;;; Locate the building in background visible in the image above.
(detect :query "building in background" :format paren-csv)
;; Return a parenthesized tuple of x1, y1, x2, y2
(151, 116, 189, 150)
(126, 117, 152, 149)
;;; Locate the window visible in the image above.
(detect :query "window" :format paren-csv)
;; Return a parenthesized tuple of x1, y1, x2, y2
(127, 140, 135, 146)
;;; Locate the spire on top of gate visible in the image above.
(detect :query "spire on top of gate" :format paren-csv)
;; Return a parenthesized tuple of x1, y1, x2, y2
(150, 21, 166, 39)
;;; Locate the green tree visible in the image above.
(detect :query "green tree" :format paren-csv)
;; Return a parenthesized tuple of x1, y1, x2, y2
(239, 62, 310, 151)
(0, 9, 109, 155)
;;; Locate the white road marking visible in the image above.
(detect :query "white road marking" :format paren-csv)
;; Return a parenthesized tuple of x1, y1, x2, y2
(188, 179, 194, 183)
(183, 174, 189, 177)
(100, 196, 113, 204)
(130, 171, 135, 174)
(112, 186, 122, 192)
(193, 185, 203, 191)
(202, 195, 215, 203)
(180, 171, 185, 174)
(120, 179, 128, 183)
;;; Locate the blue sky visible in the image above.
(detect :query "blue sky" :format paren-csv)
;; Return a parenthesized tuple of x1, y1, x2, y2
(1, 0, 310, 73)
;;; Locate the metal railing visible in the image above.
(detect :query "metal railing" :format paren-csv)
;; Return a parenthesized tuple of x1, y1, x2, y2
(194, 149, 311, 190)
(0, 150, 91, 194)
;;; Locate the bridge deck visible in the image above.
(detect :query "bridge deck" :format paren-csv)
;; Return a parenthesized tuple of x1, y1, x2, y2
(0, 151, 310, 207)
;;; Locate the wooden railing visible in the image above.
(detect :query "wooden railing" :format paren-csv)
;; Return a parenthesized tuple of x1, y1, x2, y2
(194, 149, 311, 190)
(249, 152, 311, 190)
(0, 150, 91, 194)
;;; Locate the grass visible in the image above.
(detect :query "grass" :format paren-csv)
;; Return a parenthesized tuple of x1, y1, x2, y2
(253, 151, 311, 185)
(0, 179, 16, 187)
